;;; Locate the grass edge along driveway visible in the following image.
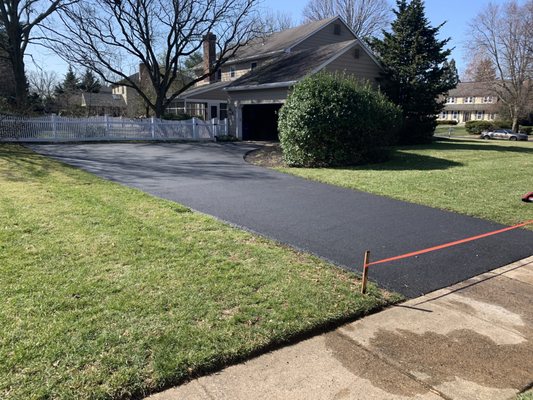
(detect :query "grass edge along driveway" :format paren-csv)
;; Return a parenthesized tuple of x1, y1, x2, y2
(0, 144, 400, 400)
(277, 138, 533, 229)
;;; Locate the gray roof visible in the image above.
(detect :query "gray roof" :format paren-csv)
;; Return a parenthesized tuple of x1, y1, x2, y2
(226, 40, 357, 89)
(447, 81, 498, 97)
(178, 80, 232, 99)
(226, 17, 338, 64)
(443, 103, 499, 112)
(81, 92, 126, 108)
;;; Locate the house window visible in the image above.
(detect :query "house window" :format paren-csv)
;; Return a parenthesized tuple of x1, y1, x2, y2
(452, 111, 459, 120)
(476, 111, 484, 120)
(353, 49, 360, 59)
(483, 96, 493, 103)
(447, 97, 456, 104)
(251, 62, 257, 70)
(440, 111, 448, 119)
(465, 96, 475, 104)
(219, 103, 228, 120)
(230, 66, 236, 78)
(333, 24, 341, 35)
(216, 69, 222, 81)
(489, 113, 495, 120)
(210, 105, 218, 119)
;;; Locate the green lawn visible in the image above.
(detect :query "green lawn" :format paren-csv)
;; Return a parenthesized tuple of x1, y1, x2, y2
(434, 124, 470, 137)
(278, 138, 533, 228)
(0, 145, 398, 399)
(518, 391, 533, 400)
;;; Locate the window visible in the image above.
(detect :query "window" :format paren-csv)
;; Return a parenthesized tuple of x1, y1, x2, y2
(353, 49, 360, 59)
(251, 62, 257, 70)
(452, 111, 459, 120)
(230, 66, 236, 78)
(440, 111, 448, 119)
(476, 111, 484, 120)
(219, 103, 228, 120)
(483, 96, 493, 103)
(465, 96, 475, 104)
(210, 105, 218, 119)
(216, 69, 222, 81)
(333, 24, 341, 35)
(447, 97, 456, 104)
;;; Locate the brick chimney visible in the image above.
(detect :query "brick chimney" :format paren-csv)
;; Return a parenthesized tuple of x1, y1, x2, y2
(203, 33, 217, 84)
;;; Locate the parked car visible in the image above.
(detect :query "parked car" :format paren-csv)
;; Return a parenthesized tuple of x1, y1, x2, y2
(480, 129, 529, 141)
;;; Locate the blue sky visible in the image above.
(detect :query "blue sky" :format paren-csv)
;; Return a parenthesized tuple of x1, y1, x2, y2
(26, 0, 504, 79)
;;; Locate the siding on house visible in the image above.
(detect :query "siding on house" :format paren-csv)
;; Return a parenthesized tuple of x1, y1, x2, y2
(324, 45, 381, 84)
(220, 60, 264, 82)
(228, 87, 289, 103)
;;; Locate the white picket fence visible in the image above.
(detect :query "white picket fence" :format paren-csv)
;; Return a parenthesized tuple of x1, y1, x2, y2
(0, 115, 229, 142)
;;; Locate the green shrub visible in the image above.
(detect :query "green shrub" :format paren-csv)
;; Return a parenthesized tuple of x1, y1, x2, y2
(278, 73, 402, 167)
(436, 120, 458, 125)
(519, 126, 532, 135)
(493, 120, 512, 129)
(162, 113, 193, 121)
(465, 120, 493, 135)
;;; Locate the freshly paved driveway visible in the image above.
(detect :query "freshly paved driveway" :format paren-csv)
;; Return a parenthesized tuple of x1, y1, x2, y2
(30, 142, 533, 297)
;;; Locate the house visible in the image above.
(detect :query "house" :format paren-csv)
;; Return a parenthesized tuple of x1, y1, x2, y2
(81, 86, 127, 116)
(177, 16, 384, 140)
(440, 82, 500, 124)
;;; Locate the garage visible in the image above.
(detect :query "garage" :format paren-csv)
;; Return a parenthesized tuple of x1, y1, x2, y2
(242, 104, 283, 141)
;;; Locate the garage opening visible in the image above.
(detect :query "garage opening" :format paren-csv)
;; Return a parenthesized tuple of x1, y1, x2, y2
(242, 104, 282, 141)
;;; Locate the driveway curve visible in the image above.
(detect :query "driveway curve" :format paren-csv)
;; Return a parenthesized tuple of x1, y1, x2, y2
(30, 142, 533, 298)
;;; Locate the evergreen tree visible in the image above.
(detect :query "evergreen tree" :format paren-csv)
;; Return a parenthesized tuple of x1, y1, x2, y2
(79, 68, 101, 93)
(55, 65, 79, 95)
(371, 0, 458, 144)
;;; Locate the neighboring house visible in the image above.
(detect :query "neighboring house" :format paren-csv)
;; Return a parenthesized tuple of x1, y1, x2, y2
(177, 16, 384, 140)
(81, 86, 127, 116)
(440, 82, 500, 124)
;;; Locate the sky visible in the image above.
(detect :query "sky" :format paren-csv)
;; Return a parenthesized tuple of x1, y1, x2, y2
(26, 0, 506, 79)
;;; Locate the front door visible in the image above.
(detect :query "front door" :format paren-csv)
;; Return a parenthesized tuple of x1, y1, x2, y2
(464, 112, 471, 122)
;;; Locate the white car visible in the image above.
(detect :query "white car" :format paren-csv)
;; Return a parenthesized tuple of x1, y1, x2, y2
(480, 129, 528, 141)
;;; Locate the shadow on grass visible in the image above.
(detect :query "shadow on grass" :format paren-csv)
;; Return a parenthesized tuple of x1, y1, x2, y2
(0, 144, 74, 182)
(340, 151, 464, 171)
(429, 138, 533, 154)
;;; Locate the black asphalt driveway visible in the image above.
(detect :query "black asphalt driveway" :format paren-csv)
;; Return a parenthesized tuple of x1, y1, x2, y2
(30, 143, 533, 297)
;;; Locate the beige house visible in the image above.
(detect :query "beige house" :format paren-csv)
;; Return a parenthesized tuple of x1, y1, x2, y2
(440, 82, 500, 124)
(177, 16, 384, 140)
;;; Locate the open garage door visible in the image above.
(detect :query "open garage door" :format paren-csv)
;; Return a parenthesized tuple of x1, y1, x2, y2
(242, 104, 282, 141)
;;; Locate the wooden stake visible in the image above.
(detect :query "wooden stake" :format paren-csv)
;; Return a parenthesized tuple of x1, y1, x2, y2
(361, 250, 370, 294)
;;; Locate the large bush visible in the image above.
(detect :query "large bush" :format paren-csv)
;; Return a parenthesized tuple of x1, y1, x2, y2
(465, 120, 493, 135)
(278, 73, 402, 167)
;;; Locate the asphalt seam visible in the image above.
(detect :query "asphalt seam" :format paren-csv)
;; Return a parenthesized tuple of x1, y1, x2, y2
(333, 330, 452, 400)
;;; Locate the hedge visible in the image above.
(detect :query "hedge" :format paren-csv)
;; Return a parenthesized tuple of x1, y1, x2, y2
(278, 73, 402, 167)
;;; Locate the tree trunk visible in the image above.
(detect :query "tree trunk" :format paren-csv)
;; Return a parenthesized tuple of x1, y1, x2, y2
(6, 23, 29, 111)
(512, 116, 519, 133)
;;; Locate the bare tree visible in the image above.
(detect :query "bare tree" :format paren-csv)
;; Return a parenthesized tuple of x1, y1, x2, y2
(468, 0, 533, 132)
(28, 69, 58, 111)
(462, 51, 497, 82)
(261, 10, 294, 34)
(0, 0, 77, 110)
(302, 0, 391, 39)
(44, 0, 261, 118)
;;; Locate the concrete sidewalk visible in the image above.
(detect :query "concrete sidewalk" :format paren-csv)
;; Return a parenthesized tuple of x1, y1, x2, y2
(148, 256, 533, 400)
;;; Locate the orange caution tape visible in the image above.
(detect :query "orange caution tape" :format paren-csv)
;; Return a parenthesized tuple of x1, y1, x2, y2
(366, 220, 533, 268)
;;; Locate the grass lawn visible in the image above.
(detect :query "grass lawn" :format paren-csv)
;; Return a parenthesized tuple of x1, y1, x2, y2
(518, 391, 533, 400)
(277, 138, 533, 228)
(434, 124, 470, 137)
(0, 145, 399, 399)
